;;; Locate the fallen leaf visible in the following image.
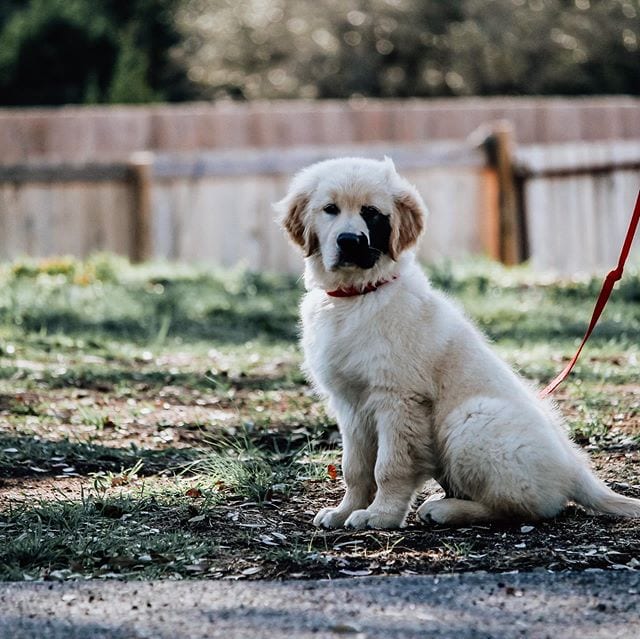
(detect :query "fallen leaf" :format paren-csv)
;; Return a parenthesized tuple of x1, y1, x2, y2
(185, 487, 203, 499)
(327, 464, 338, 481)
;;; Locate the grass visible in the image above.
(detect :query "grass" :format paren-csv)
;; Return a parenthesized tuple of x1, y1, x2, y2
(2, 254, 301, 345)
(1, 492, 223, 581)
(1, 254, 639, 581)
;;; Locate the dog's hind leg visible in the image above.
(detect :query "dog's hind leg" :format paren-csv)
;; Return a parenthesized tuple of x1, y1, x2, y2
(417, 497, 499, 526)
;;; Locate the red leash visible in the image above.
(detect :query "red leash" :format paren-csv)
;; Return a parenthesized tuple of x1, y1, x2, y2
(539, 190, 640, 398)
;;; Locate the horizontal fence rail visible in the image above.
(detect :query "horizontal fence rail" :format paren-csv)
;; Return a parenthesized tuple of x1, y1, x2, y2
(0, 163, 131, 183)
(151, 142, 487, 180)
(0, 142, 485, 184)
(515, 141, 640, 178)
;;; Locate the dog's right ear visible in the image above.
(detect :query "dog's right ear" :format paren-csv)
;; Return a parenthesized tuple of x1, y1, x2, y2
(275, 191, 319, 258)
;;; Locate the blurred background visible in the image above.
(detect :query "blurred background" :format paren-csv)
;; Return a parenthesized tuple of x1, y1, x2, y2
(0, 0, 639, 274)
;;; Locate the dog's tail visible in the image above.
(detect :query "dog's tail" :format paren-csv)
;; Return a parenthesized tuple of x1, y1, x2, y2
(572, 466, 640, 517)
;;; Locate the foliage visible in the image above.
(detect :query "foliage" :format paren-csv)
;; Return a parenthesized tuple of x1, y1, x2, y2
(1, 0, 637, 105)
(107, 28, 160, 104)
(177, 0, 640, 99)
(0, 0, 193, 106)
(0, 255, 301, 344)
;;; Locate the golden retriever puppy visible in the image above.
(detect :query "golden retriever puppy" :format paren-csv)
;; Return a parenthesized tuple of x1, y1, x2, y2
(276, 156, 640, 529)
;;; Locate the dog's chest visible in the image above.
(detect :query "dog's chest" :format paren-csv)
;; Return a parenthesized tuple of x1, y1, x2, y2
(301, 296, 394, 398)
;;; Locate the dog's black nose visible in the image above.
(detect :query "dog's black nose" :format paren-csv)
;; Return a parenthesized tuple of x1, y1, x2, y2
(337, 233, 367, 251)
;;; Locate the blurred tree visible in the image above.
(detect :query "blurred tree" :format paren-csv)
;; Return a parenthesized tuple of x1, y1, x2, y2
(1, 0, 638, 105)
(107, 28, 159, 103)
(175, 0, 640, 99)
(0, 0, 194, 106)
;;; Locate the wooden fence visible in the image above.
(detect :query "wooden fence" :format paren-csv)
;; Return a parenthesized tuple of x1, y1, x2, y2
(1, 97, 639, 164)
(0, 122, 638, 274)
(514, 140, 640, 273)
(0, 142, 493, 273)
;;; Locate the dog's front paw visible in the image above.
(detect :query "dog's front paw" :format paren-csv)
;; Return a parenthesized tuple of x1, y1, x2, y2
(344, 509, 406, 530)
(313, 507, 352, 529)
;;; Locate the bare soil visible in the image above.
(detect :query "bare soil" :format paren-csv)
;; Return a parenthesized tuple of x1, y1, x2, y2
(2, 382, 639, 581)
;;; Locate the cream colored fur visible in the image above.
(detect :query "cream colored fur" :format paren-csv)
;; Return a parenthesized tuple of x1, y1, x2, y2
(276, 157, 640, 529)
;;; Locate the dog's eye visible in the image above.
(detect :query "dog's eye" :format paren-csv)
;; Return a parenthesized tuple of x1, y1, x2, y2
(323, 203, 340, 215)
(361, 205, 380, 220)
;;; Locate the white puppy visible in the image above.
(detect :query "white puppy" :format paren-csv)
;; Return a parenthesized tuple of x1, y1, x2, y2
(276, 156, 640, 529)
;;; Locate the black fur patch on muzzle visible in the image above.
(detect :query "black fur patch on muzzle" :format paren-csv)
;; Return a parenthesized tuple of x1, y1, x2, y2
(335, 211, 392, 269)
(366, 211, 391, 257)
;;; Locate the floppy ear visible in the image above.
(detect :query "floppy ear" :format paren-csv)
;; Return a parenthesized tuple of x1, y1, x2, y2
(389, 183, 426, 260)
(276, 191, 319, 258)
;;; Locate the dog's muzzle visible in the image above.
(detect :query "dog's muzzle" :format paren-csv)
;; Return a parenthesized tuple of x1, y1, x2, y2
(335, 232, 380, 269)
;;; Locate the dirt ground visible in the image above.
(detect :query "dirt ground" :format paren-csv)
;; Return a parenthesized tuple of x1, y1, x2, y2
(2, 382, 639, 581)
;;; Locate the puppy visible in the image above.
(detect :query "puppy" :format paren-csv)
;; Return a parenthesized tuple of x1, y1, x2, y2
(276, 156, 640, 529)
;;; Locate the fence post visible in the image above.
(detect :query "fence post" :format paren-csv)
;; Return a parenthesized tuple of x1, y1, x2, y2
(478, 166, 501, 261)
(484, 122, 524, 265)
(128, 152, 154, 263)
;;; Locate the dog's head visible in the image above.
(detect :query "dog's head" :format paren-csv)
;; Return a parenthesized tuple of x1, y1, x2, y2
(276, 157, 427, 282)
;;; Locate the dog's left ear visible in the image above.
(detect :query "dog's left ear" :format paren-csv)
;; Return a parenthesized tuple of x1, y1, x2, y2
(389, 181, 426, 260)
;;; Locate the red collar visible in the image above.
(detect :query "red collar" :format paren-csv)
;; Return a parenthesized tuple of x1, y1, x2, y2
(327, 276, 397, 298)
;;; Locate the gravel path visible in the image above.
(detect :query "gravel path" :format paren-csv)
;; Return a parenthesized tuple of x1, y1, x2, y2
(1, 570, 639, 639)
